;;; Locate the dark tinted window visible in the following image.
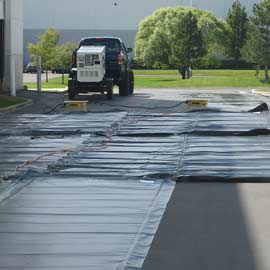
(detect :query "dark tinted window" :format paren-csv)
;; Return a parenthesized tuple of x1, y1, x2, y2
(122, 42, 127, 53)
(79, 38, 121, 51)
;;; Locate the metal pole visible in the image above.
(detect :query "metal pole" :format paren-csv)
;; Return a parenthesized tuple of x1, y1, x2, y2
(10, 54, 16, 96)
(37, 56, 42, 92)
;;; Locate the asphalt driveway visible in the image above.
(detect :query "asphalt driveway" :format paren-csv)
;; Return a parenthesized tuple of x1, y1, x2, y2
(16, 87, 267, 114)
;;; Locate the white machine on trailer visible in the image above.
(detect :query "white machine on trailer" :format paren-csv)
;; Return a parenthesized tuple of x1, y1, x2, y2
(70, 44, 113, 99)
(68, 37, 134, 100)
(77, 46, 106, 83)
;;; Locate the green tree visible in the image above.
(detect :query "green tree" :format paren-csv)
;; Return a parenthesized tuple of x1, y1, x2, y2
(226, 0, 248, 67)
(135, 8, 171, 69)
(28, 28, 59, 82)
(54, 42, 77, 84)
(169, 11, 206, 79)
(135, 7, 227, 79)
(242, 0, 270, 79)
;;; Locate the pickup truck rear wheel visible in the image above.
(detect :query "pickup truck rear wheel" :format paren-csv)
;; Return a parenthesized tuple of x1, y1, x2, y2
(107, 79, 113, 100)
(119, 72, 129, 96)
(129, 71, 134, 95)
(68, 80, 76, 100)
(68, 91, 76, 100)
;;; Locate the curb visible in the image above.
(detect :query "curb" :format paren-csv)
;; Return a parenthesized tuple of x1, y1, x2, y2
(0, 98, 33, 113)
(251, 89, 270, 97)
(26, 88, 68, 93)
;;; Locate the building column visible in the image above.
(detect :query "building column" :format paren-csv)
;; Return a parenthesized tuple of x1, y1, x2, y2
(3, 0, 23, 94)
(0, 0, 4, 93)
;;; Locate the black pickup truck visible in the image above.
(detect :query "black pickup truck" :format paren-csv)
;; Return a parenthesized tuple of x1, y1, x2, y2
(68, 37, 134, 99)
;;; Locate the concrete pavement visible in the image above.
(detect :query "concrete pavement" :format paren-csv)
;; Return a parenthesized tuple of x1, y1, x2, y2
(143, 183, 270, 270)
(15, 87, 268, 114)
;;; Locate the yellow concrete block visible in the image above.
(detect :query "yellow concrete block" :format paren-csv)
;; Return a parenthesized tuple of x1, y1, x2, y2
(187, 99, 208, 107)
(64, 101, 88, 112)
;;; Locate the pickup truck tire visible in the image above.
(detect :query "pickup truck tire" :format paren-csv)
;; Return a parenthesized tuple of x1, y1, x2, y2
(68, 80, 76, 100)
(107, 79, 113, 100)
(68, 91, 76, 100)
(119, 72, 130, 96)
(129, 71, 134, 95)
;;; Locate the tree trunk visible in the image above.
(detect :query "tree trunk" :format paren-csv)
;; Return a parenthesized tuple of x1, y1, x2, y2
(179, 68, 187, 80)
(0, 79, 3, 93)
(234, 57, 239, 69)
(186, 68, 190, 79)
(46, 71, 48, 83)
(265, 65, 269, 80)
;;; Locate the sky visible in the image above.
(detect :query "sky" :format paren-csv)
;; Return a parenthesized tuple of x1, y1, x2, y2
(23, 0, 262, 30)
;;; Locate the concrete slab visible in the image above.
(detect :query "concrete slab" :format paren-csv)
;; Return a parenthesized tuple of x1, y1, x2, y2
(143, 183, 270, 270)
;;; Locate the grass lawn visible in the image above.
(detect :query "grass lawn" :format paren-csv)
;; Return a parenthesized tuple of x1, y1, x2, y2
(0, 95, 28, 109)
(135, 75, 270, 88)
(135, 69, 270, 88)
(193, 69, 264, 77)
(134, 70, 179, 75)
(134, 69, 265, 77)
(24, 70, 270, 89)
(25, 76, 68, 89)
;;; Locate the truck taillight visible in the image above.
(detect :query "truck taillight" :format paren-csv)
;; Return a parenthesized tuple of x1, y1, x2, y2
(72, 52, 77, 66)
(118, 53, 123, 65)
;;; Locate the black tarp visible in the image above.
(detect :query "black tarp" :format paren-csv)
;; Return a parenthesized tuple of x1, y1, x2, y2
(1, 109, 270, 181)
(0, 176, 174, 270)
(1, 100, 270, 269)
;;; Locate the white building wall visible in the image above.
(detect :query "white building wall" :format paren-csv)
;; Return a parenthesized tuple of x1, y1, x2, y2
(3, 0, 23, 92)
(23, 0, 262, 30)
(22, 0, 263, 65)
(0, 0, 4, 19)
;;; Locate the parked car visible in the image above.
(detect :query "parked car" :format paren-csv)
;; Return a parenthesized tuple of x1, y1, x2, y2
(24, 63, 44, 73)
(24, 63, 37, 73)
(68, 37, 134, 100)
(51, 67, 70, 74)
